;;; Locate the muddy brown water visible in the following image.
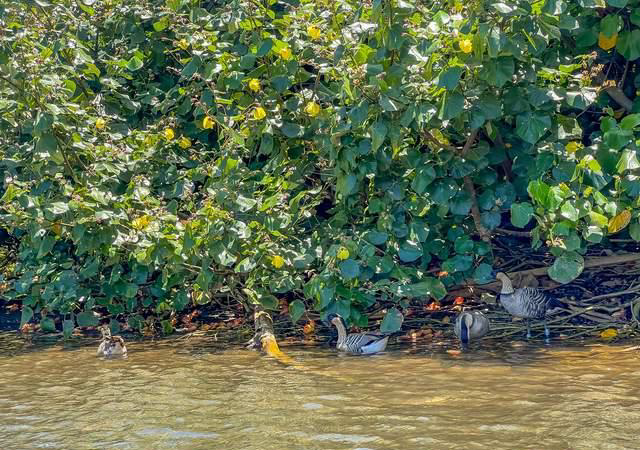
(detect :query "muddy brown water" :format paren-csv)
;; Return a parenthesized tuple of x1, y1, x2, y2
(0, 333, 639, 449)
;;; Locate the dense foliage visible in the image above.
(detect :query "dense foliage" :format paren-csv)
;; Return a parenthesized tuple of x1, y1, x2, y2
(1, 0, 640, 335)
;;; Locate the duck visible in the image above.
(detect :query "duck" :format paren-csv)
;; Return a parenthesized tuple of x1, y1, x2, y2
(325, 313, 390, 354)
(97, 325, 127, 357)
(495, 271, 557, 339)
(454, 310, 490, 344)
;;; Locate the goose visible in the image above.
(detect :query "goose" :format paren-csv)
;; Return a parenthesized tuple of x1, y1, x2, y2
(495, 271, 557, 339)
(454, 310, 490, 344)
(97, 326, 127, 357)
(325, 313, 390, 354)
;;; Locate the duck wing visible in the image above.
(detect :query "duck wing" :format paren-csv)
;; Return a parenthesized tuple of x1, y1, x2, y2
(344, 332, 387, 352)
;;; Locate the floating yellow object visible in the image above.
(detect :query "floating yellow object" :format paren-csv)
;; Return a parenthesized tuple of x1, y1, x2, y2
(598, 32, 617, 51)
(337, 246, 349, 260)
(460, 39, 473, 54)
(304, 101, 321, 117)
(254, 106, 267, 120)
(600, 328, 618, 339)
(164, 127, 175, 140)
(248, 78, 261, 92)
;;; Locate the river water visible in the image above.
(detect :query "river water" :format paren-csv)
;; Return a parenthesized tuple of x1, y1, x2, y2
(0, 333, 639, 449)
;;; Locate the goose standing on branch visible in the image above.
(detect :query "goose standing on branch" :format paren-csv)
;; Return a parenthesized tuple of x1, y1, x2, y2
(325, 313, 390, 354)
(454, 311, 490, 344)
(97, 325, 127, 357)
(495, 271, 557, 339)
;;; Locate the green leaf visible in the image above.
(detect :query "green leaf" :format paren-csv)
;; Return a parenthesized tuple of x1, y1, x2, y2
(379, 95, 401, 112)
(398, 240, 423, 262)
(339, 259, 360, 280)
(20, 306, 34, 328)
(63, 319, 74, 339)
(606, 0, 627, 6)
(560, 201, 579, 221)
(616, 30, 640, 61)
(411, 166, 436, 194)
(438, 91, 464, 120)
(281, 122, 303, 138)
(365, 231, 388, 245)
(370, 120, 388, 151)
(629, 222, 640, 241)
(437, 67, 464, 91)
(516, 112, 551, 144)
(181, 55, 202, 78)
(510, 202, 534, 228)
(37, 234, 56, 259)
(620, 114, 640, 130)
(473, 263, 493, 283)
(380, 307, 404, 333)
(126, 55, 144, 71)
(289, 299, 305, 324)
(76, 311, 99, 327)
(480, 57, 514, 88)
(616, 150, 640, 173)
(548, 252, 584, 284)
(40, 317, 56, 333)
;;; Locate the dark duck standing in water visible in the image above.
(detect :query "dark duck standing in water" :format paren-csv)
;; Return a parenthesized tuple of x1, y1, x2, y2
(454, 311, 490, 345)
(326, 313, 390, 354)
(495, 271, 557, 339)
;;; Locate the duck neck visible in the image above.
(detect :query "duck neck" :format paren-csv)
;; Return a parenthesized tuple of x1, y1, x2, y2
(333, 320, 347, 346)
(499, 276, 514, 295)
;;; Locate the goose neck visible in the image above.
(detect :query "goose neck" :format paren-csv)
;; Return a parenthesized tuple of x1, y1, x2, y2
(333, 320, 347, 346)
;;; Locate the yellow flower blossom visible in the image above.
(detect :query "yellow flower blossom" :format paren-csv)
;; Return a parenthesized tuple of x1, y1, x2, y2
(202, 116, 214, 129)
(248, 78, 261, 92)
(460, 39, 473, 53)
(337, 247, 349, 260)
(307, 25, 322, 40)
(304, 101, 321, 117)
(279, 47, 293, 61)
(598, 32, 617, 51)
(253, 106, 267, 120)
(179, 136, 191, 149)
(164, 128, 175, 140)
(272, 255, 285, 269)
(95, 118, 106, 130)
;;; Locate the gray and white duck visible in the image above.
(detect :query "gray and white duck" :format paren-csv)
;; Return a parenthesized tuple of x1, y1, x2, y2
(454, 310, 490, 344)
(495, 271, 558, 339)
(97, 325, 127, 357)
(325, 313, 390, 354)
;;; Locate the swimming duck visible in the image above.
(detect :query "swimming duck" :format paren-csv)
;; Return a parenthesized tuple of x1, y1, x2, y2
(326, 313, 389, 354)
(454, 310, 490, 344)
(495, 271, 556, 339)
(97, 326, 127, 357)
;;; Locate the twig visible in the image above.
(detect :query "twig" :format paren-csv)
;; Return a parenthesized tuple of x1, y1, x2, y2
(495, 227, 531, 237)
(604, 86, 633, 112)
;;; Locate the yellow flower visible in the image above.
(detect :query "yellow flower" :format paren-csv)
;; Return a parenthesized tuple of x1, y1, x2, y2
(95, 118, 106, 130)
(459, 39, 473, 54)
(304, 101, 321, 117)
(600, 328, 618, 339)
(178, 38, 189, 50)
(202, 116, 214, 129)
(279, 47, 293, 61)
(131, 215, 152, 231)
(307, 25, 322, 40)
(248, 78, 261, 92)
(565, 141, 581, 154)
(164, 128, 175, 140)
(337, 247, 349, 260)
(253, 106, 267, 120)
(598, 32, 617, 51)
(179, 136, 191, 149)
(272, 255, 285, 269)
